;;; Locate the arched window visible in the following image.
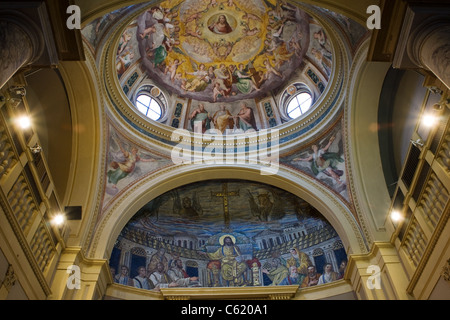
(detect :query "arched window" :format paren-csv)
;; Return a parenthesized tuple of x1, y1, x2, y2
(287, 92, 312, 119)
(134, 85, 166, 121)
(135, 94, 162, 121)
(280, 83, 314, 121)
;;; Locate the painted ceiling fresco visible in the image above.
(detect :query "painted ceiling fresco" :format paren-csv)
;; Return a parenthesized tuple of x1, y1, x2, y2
(82, 5, 136, 52)
(102, 123, 172, 213)
(110, 180, 348, 290)
(115, 0, 333, 103)
(282, 118, 349, 203)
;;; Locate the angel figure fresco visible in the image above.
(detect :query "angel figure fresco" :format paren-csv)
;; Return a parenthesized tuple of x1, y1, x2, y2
(313, 28, 332, 56)
(117, 31, 132, 55)
(107, 136, 157, 190)
(233, 63, 260, 94)
(137, 6, 181, 68)
(247, 188, 285, 222)
(183, 63, 211, 92)
(262, 58, 283, 80)
(292, 135, 345, 186)
(171, 189, 203, 218)
(116, 51, 135, 78)
(164, 58, 185, 83)
(311, 47, 332, 77)
(213, 64, 233, 97)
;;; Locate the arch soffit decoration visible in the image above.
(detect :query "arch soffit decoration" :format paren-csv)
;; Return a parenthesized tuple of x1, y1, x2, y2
(344, 39, 393, 246)
(56, 53, 106, 246)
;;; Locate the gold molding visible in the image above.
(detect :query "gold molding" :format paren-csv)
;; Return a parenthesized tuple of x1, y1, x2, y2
(442, 258, 450, 283)
(160, 285, 299, 300)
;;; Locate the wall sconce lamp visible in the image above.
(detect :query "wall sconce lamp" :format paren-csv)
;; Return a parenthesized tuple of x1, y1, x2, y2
(29, 143, 42, 154)
(410, 138, 424, 148)
(6, 97, 22, 109)
(9, 86, 26, 97)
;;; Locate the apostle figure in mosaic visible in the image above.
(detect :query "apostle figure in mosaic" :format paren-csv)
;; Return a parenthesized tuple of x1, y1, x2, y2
(203, 235, 248, 287)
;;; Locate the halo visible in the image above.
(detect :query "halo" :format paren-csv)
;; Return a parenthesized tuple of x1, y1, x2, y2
(219, 234, 236, 246)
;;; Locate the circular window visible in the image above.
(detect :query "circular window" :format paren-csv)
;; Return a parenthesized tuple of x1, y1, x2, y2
(287, 92, 312, 119)
(135, 94, 162, 121)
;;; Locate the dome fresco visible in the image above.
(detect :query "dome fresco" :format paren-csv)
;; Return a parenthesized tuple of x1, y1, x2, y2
(116, 0, 333, 104)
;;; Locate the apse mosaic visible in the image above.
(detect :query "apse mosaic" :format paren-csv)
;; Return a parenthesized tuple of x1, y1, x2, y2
(109, 180, 348, 290)
(115, 0, 333, 103)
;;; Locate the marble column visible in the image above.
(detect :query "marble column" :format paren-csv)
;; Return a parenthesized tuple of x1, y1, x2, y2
(0, 11, 44, 89)
(408, 20, 450, 90)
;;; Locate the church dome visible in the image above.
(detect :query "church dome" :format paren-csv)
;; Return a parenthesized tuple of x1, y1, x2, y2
(110, 0, 336, 136)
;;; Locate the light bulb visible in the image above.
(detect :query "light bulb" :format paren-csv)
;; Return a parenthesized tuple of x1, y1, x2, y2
(52, 214, 65, 226)
(422, 114, 436, 127)
(390, 210, 402, 222)
(17, 116, 31, 129)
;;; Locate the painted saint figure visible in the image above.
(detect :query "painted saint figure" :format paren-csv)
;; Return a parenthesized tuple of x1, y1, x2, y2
(208, 14, 233, 34)
(278, 265, 302, 286)
(115, 265, 132, 286)
(133, 266, 153, 290)
(189, 103, 212, 133)
(168, 259, 201, 287)
(213, 105, 234, 134)
(235, 102, 257, 132)
(300, 265, 321, 288)
(262, 258, 289, 286)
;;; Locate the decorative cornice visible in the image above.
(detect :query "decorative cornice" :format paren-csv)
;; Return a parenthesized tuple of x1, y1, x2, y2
(442, 258, 450, 283)
(342, 39, 376, 252)
(1, 264, 16, 292)
(160, 285, 299, 300)
(71, 45, 109, 259)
